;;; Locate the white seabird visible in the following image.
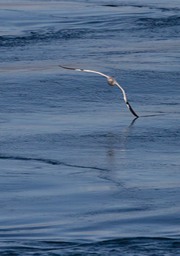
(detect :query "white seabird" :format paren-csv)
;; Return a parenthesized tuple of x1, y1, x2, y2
(59, 65, 139, 118)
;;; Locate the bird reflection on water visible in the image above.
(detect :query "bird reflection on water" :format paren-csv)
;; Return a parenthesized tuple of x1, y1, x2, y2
(97, 117, 138, 189)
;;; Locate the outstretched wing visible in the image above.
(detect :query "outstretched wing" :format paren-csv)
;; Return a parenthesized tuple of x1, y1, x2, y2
(59, 65, 83, 72)
(59, 65, 109, 79)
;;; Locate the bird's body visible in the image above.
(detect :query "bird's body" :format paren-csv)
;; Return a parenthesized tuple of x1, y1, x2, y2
(59, 65, 139, 118)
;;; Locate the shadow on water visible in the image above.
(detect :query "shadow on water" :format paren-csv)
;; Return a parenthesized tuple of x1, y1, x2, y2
(140, 113, 168, 117)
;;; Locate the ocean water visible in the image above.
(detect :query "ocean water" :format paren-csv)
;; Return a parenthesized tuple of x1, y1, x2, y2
(0, 0, 180, 255)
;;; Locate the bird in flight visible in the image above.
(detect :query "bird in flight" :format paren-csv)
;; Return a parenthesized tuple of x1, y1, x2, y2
(59, 65, 139, 118)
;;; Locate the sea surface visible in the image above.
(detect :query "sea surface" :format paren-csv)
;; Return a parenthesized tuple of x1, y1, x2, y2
(0, 0, 180, 255)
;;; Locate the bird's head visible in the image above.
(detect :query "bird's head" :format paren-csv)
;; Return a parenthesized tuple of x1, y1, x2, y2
(107, 76, 116, 86)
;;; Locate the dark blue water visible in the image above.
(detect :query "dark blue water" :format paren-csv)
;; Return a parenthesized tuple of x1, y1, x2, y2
(0, 0, 180, 255)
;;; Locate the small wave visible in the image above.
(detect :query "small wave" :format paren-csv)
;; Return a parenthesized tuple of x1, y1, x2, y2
(0, 154, 109, 172)
(138, 16, 180, 29)
(102, 3, 180, 13)
(0, 28, 92, 47)
(102, 3, 148, 9)
(102, 4, 119, 7)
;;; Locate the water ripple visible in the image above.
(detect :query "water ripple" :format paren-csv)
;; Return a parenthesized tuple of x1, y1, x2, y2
(0, 154, 109, 172)
(0, 28, 92, 47)
(0, 237, 179, 256)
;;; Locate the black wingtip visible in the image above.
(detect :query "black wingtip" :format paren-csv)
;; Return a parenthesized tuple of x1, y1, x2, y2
(59, 65, 76, 70)
(127, 101, 139, 118)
